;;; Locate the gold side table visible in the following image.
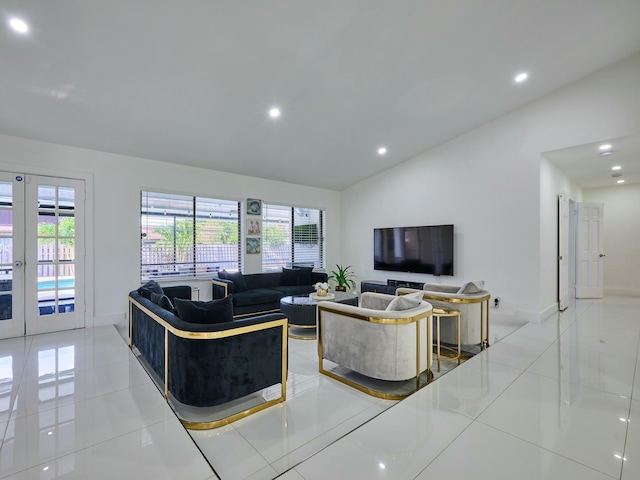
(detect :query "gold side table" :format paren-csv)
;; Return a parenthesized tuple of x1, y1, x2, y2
(433, 308, 461, 372)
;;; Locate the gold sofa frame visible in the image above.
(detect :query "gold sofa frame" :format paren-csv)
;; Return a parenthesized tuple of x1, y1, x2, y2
(129, 296, 288, 429)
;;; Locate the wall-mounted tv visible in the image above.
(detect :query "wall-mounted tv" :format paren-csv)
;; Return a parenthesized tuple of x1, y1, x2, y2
(374, 225, 454, 276)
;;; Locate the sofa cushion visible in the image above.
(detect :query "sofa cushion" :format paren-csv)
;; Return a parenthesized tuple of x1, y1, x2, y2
(149, 292, 174, 311)
(273, 285, 314, 296)
(138, 280, 164, 299)
(457, 280, 485, 294)
(174, 296, 234, 324)
(233, 288, 283, 307)
(297, 266, 314, 286)
(385, 291, 424, 311)
(220, 270, 248, 292)
(280, 268, 301, 286)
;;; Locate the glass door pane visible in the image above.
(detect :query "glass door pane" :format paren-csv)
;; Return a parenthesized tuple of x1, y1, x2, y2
(0, 173, 25, 339)
(36, 185, 76, 316)
(0, 181, 13, 321)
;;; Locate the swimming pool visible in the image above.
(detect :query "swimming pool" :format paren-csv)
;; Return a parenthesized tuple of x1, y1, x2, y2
(38, 278, 75, 290)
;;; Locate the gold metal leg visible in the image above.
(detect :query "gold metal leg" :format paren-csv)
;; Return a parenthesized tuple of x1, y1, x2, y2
(436, 314, 441, 372)
(433, 309, 461, 370)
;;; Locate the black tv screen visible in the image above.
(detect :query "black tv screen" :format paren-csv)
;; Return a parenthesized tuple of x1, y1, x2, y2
(374, 225, 454, 276)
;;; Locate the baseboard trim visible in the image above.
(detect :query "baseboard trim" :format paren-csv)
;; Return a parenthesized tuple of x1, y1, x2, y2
(515, 303, 558, 324)
(604, 288, 640, 297)
(92, 312, 125, 329)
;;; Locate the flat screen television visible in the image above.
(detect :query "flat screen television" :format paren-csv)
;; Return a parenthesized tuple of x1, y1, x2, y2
(374, 225, 454, 276)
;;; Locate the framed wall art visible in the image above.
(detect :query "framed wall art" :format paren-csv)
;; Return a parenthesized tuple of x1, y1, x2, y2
(247, 219, 261, 235)
(246, 237, 261, 254)
(247, 199, 262, 216)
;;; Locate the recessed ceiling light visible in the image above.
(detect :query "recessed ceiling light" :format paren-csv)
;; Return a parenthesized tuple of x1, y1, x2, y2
(600, 151, 613, 156)
(514, 72, 528, 83)
(9, 17, 29, 33)
(268, 107, 281, 119)
(617, 179, 625, 184)
(612, 166, 622, 171)
(599, 143, 612, 151)
(377, 147, 387, 155)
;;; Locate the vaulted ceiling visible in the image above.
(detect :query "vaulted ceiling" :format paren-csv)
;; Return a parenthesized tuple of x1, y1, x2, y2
(2, 1, 640, 190)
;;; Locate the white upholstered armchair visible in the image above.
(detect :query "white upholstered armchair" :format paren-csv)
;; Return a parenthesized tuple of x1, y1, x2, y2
(397, 281, 490, 350)
(317, 291, 433, 399)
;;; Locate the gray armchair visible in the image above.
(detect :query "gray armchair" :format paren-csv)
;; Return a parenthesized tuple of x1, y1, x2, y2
(397, 281, 490, 350)
(317, 292, 433, 399)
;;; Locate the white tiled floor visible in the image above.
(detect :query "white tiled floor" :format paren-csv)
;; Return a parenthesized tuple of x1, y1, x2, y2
(1, 295, 638, 479)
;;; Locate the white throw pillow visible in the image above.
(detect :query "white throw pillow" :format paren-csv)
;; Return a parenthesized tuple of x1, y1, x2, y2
(457, 280, 485, 294)
(385, 291, 424, 311)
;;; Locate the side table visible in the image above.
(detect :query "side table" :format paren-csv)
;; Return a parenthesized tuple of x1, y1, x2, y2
(433, 308, 461, 372)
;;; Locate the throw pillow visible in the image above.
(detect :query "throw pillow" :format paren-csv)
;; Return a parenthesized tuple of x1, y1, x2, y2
(149, 292, 174, 311)
(138, 280, 164, 299)
(297, 266, 314, 286)
(174, 296, 234, 324)
(385, 291, 424, 311)
(280, 267, 301, 286)
(224, 271, 248, 292)
(457, 281, 485, 294)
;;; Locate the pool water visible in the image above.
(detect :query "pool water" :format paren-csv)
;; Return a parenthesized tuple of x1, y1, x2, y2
(38, 278, 75, 290)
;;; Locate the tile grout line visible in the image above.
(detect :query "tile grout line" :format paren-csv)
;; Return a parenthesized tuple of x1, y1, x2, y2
(471, 420, 619, 480)
(410, 320, 563, 478)
(619, 332, 640, 480)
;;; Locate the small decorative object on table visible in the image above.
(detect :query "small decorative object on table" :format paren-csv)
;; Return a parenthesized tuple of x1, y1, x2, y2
(314, 281, 330, 297)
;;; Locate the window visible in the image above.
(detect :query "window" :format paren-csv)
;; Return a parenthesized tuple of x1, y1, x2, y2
(262, 204, 325, 272)
(141, 192, 240, 280)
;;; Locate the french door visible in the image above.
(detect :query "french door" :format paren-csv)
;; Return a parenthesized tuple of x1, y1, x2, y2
(0, 172, 85, 339)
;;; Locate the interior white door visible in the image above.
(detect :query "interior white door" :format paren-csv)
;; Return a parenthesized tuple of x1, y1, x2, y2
(0, 173, 26, 338)
(576, 202, 604, 299)
(558, 194, 569, 310)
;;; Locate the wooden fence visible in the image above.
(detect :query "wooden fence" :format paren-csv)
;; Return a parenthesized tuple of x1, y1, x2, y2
(0, 243, 75, 277)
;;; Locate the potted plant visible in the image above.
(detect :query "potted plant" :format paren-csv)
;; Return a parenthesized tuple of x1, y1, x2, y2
(328, 264, 357, 292)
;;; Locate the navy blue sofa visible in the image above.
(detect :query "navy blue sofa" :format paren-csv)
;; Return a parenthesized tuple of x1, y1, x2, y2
(212, 268, 328, 317)
(128, 284, 288, 429)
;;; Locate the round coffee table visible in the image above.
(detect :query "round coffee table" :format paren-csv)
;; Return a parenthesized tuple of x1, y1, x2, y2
(280, 292, 358, 340)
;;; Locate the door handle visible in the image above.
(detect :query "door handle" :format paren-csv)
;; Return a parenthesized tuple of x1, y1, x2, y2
(558, 255, 563, 261)
(14, 260, 24, 268)
(599, 254, 606, 257)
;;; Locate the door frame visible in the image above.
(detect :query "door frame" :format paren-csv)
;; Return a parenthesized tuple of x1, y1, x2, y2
(0, 162, 94, 330)
(557, 195, 583, 310)
(558, 194, 569, 311)
(568, 198, 577, 302)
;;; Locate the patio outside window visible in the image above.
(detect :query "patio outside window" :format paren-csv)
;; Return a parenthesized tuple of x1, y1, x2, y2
(140, 192, 240, 280)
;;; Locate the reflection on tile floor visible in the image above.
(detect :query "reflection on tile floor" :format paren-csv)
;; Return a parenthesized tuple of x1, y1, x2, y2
(0, 327, 215, 480)
(1, 295, 639, 479)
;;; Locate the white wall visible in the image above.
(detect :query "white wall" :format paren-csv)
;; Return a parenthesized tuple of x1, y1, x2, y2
(4, 53, 640, 327)
(342, 52, 640, 321)
(583, 184, 640, 296)
(0, 134, 341, 326)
